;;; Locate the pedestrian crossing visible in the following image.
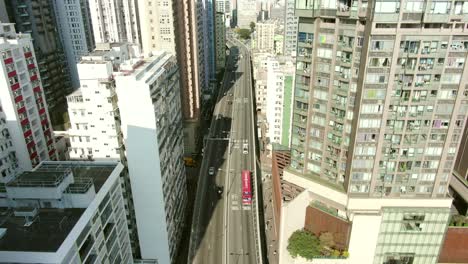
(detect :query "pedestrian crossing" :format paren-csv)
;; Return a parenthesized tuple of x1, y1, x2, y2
(231, 195, 251, 211)
(231, 139, 248, 149)
(233, 97, 249, 104)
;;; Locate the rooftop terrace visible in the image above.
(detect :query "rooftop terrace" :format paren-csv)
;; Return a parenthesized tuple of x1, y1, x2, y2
(0, 208, 84, 252)
(0, 162, 118, 253)
(34, 162, 116, 193)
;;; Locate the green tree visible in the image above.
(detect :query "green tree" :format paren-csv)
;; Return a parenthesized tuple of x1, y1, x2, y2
(287, 230, 321, 260)
(250, 21, 256, 32)
(238, 28, 251, 39)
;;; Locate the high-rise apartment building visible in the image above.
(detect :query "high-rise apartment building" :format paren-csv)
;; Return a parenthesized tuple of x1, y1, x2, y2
(66, 43, 141, 257)
(0, 23, 57, 180)
(52, 0, 95, 88)
(67, 43, 137, 161)
(215, 12, 226, 72)
(278, 1, 468, 263)
(0, 161, 133, 264)
(139, 0, 176, 55)
(195, 1, 211, 92)
(67, 45, 187, 263)
(216, 0, 232, 26)
(265, 57, 295, 147)
(255, 22, 276, 52)
(173, 0, 205, 156)
(88, 0, 141, 47)
(237, 0, 258, 28)
(196, 0, 216, 87)
(283, 0, 298, 56)
(1, 0, 73, 129)
(115, 51, 187, 263)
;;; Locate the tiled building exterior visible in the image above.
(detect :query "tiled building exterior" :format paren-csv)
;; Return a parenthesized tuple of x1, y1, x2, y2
(0, 23, 56, 181)
(280, 0, 468, 263)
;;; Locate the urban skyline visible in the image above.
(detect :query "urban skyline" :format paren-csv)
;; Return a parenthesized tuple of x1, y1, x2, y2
(0, 0, 467, 264)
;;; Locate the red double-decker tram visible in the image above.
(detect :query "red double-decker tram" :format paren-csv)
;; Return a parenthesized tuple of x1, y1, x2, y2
(241, 170, 252, 205)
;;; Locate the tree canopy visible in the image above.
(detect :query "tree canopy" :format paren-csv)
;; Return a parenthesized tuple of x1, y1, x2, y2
(287, 230, 321, 260)
(250, 22, 256, 32)
(237, 28, 251, 39)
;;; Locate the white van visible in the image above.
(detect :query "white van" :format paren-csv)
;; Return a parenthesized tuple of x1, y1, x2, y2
(242, 143, 248, 154)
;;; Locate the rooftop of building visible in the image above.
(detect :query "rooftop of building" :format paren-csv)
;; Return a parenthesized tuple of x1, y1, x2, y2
(117, 50, 173, 80)
(32, 162, 116, 193)
(0, 161, 119, 252)
(0, 22, 30, 43)
(7, 170, 71, 188)
(80, 42, 136, 64)
(0, 207, 85, 252)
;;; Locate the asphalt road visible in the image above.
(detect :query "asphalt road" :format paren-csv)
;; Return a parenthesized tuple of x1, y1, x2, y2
(189, 40, 258, 264)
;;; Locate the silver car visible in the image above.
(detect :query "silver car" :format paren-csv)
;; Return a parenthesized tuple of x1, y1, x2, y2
(208, 167, 215, 175)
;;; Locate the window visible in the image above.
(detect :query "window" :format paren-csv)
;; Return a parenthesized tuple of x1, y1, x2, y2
(364, 89, 386, 99)
(366, 74, 387, 83)
(383, 253, 415, 264)
(369, 57, 391, 67)
(402, 214, 425, 231)
(355, 146, 376, 156)
(350, 184, 370, 192)
(405, 0, 425, 12)
(454, 1, 468, 14)
(446, 57, 465, 68)
(359, 119, 381, 128)
(317, 48, 332, 58)
(371, 40, 394, 51)
(352, 172, 371, 181)
(307, 162, 321, 173)
(298, 32, 314, 43)
(361, 104, 383, 113)
(400, 40, 420, 53)
(313, 90, 328, 100)
(320, 0, 337, 9)
(375, 0, 400, 13)
(442, 74, 461, 84)
(430, 1, 451, 14)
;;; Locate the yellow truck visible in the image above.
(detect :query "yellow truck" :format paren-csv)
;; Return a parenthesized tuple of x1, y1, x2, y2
(184, 157, 197, 167)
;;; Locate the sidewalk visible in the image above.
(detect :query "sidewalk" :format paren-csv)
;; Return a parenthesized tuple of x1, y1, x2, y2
(260, 149, 279, 264)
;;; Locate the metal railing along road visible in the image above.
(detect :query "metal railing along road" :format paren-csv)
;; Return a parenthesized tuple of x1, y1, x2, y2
(232, 37, 264, 264)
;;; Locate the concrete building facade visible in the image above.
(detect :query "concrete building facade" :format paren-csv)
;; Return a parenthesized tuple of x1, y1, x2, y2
(1, 0, 73, 128)
(265, 57, 295, 147)
(216, 0, 232, 27)
(67, 44, 136, 161)
(66, 43, 141, 257)
(0, 23, 57, 181)
(115, 51, 187, 263)
(237, 0, 258, 28)
(88, 0, 141, 47)
(256, 22, 276, 53)
(174, 0, 204, 155)
(215, 12, 226, 72)
(283, 0, 298, 56)
(67, 46, 187, 263)
(139, 0, 176, 55)
(279, 0, 468, 263)
(52, 0, 95, 89)
(0, 161, 133, 264)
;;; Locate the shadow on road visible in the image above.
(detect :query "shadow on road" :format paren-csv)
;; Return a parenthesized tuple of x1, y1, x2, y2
(188, 46, 247, 263)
